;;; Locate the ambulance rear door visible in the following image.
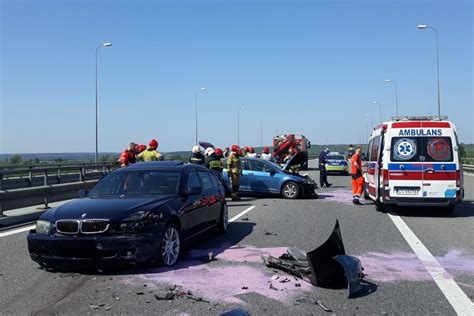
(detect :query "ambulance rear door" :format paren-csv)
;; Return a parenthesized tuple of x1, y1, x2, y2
(367, 125, 384, 200)
(388, 123, 424, 199)
(419, 122, 456, 199)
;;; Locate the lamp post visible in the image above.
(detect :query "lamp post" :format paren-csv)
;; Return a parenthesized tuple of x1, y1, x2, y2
(95, 42, 112, 163)
(194, 87, 206, 145)
(384, 79, 399, 116)
(237, 106, 245, 146)
(417, 24, 441, 116)
(373, 101, 382, 122)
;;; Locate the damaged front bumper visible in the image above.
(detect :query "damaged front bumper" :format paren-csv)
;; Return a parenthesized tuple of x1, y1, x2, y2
(262, 220, 366, 298)
(27, 229, 161, 268)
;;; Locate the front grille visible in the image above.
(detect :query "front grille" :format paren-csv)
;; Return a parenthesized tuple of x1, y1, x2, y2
(56, 220, 79, 234)
(81, 219, 109, 234)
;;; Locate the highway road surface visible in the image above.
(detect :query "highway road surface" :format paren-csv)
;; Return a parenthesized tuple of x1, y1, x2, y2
(1, 160, 473, 315)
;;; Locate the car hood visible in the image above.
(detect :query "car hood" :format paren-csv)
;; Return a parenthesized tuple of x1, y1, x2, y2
(46, 196, 175, 222)
(281, 152, 306, 172)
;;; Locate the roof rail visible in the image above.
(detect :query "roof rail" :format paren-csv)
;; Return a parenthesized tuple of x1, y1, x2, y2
(391, 116, 448, 121)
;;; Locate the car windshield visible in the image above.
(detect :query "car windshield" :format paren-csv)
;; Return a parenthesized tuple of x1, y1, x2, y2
(327, 155, 345, 160)
(89, 170, 180, 198)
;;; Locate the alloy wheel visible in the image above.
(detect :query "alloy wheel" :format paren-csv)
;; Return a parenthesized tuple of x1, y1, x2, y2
(283, 182, 298, 199)
(161, 226, 180, 266)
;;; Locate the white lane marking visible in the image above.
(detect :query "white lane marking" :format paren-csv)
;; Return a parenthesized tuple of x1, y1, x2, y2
(388, 213, 474, 315)
(229, 206, 256, 223)
(0, 225, 36, 238)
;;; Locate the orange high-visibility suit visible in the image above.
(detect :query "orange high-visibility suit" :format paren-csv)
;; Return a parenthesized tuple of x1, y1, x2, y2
(350, 153, 364, 201)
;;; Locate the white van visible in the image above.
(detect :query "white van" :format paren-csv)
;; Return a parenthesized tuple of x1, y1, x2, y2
(364, 116, 464, 212)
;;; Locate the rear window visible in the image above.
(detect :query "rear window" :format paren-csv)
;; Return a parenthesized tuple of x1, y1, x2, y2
(390, 137, 453, 162)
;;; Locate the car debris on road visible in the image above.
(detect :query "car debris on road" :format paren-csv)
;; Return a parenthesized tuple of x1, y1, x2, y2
(154, 285, 210, 303)
(261, 220, 368, 298)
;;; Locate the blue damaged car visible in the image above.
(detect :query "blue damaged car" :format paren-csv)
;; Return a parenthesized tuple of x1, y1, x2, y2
(223, 152, 317, 199)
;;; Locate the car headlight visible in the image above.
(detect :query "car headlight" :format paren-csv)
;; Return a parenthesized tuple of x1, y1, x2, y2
(36, 220, 51, 234)
(118, 210, 151, 232)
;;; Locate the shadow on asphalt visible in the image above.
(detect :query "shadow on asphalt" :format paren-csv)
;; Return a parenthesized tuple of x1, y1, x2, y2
(319, 185, 347, 189)
(388, 200, 474, 218)
(353, 280, 378, 299)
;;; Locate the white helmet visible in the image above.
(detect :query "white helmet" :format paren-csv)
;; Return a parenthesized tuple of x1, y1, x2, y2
(204, 147, 215, 156)
(192, 145, 201, 154)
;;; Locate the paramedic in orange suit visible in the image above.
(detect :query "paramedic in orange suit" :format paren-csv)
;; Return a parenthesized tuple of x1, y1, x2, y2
(350, 147, 365, 205)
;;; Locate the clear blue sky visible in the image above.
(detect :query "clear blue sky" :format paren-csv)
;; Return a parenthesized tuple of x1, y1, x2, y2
(1, 0, 472, 154)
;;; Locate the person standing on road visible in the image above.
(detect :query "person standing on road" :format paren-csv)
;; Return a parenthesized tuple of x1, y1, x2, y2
(204, 147, 215, 165)
(137, 139, 163, 162)
(347, 144, 355, 159)
(227, 144, 242, 201)
(189, 145, 205, 165)
(261, 147, 272, 161)
(223, 147, 230, 158)
(120, 142, 138, 167)
(318, 148, 332, 188)
(207, 147, 224, 179)
(247, 147, 257, 158)
(350, 147, 364, 205)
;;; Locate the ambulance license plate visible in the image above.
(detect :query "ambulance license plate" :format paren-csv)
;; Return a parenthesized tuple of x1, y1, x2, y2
(396, 188, 420, 195)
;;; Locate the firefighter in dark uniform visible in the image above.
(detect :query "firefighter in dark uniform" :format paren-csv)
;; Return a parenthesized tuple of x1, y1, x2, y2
(189, 145, 205, 165)
(318, 148, 332, 188)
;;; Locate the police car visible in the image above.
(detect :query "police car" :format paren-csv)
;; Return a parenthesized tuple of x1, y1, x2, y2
(325, 152, 349, 175)
(363, 116, 464, 212)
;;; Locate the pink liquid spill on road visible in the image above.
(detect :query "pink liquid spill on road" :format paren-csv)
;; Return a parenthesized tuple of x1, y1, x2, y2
(187, 244, 288, 263)
(319, 190, 354, 204)
(359, 250, 474, 282)
(129, 245, 312, 304)
(123, 244, 474, 303)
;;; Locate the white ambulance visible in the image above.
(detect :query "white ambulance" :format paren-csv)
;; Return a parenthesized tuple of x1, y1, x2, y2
(363, 116, 464, 212)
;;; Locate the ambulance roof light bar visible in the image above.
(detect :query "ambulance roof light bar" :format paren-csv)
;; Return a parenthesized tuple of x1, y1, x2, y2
(391, 115, 448, 121)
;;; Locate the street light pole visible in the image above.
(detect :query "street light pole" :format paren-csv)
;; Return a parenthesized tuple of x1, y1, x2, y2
(95, 42, 112, 163)
(417, 24, 441, 116)
(384, 79, 399, 116)
(195, 87, 206, 145)
(373, 101, 382, 122)
(237, 106, 245, 146)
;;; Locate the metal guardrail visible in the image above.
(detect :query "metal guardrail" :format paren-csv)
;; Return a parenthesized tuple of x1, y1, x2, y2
(0, 163, 119, 216)
(463, 164, 474, 173)
(0, 162, 118, 189)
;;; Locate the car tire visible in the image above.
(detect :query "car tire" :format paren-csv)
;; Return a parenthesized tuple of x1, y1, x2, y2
(157, 224, 181, 267)
(217, 203, 229, 233)
(281, 181, 300, 199)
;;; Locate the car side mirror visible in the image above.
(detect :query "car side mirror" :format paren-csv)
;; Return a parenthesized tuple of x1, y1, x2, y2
(186, 186, 202, 195)
(78, 189, 89, 198)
